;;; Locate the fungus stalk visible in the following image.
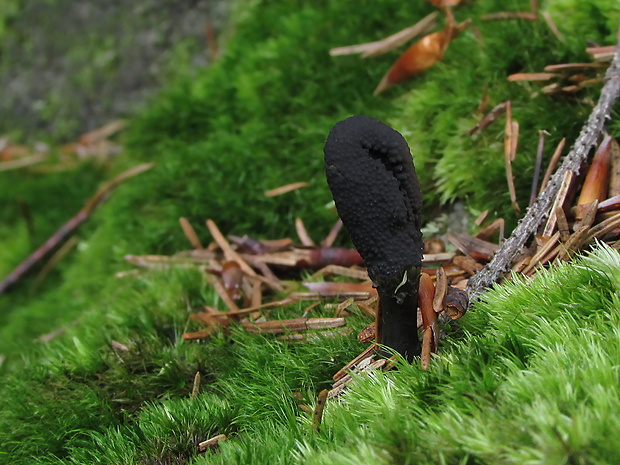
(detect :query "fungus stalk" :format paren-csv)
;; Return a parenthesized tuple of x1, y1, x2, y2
(324, 116, 424, 362)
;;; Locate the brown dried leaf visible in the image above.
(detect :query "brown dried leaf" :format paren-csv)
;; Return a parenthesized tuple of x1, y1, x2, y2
(578, 134, 611, 205)
(374, 20, 470, 95)
(220, 261, 244, 301)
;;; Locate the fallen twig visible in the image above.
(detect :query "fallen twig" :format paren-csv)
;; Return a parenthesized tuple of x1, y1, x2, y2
(467, 30, 620, 300)
(0, 163, 154, 294)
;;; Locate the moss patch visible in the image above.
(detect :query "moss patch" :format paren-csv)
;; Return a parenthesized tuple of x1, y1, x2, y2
(1, 0, 620, 463)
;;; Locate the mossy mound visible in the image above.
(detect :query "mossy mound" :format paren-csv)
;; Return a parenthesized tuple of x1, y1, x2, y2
(1, 0, 620, 463)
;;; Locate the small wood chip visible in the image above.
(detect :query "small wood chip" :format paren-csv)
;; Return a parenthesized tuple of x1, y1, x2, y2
(313, 389, 329, 432)
(191, 372, 201, 399)
(452, 255, 484, 275)
(198, 434, 227, 452)
(433, 267, 447, 313)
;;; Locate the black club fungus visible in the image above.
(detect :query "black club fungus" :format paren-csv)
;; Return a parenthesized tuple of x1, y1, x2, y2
(324, 115, 424, 361)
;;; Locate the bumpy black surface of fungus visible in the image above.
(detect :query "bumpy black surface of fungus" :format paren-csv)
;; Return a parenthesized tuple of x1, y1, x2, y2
(324, 115, 424, 361)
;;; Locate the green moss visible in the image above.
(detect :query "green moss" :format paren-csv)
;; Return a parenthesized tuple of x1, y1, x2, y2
(1, 0, 620, 463)
(293, 244, 620, 464)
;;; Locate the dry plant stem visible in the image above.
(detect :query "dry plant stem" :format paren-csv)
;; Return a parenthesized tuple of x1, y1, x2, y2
(0, 163, 154, 294)
(328, 12, 438, 57)
(467, 36, 620, 300)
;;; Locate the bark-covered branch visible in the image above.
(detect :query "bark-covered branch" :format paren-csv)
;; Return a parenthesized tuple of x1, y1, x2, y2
(467, 31, 620, 300)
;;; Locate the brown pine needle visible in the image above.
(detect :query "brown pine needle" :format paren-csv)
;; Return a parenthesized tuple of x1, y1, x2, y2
(544, 62, 605, 71)
(539, 138, 566, 193)
(530, 130, 547, 207)
(468, 101, 508, 135)
(206, 219, 257, 277)
(79, 120, 126, 145)
(295, 218, 315, 246)
(542, 12, 565, 42)
(321, 219, 343, 247)
(507, 72, 559, 81)
(542, 170, 575, 237)
(504, 103, 520, 213)
(264, 182, 309, 197)
(481, 12, 537, 21)
(179, 217, 204, 249)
